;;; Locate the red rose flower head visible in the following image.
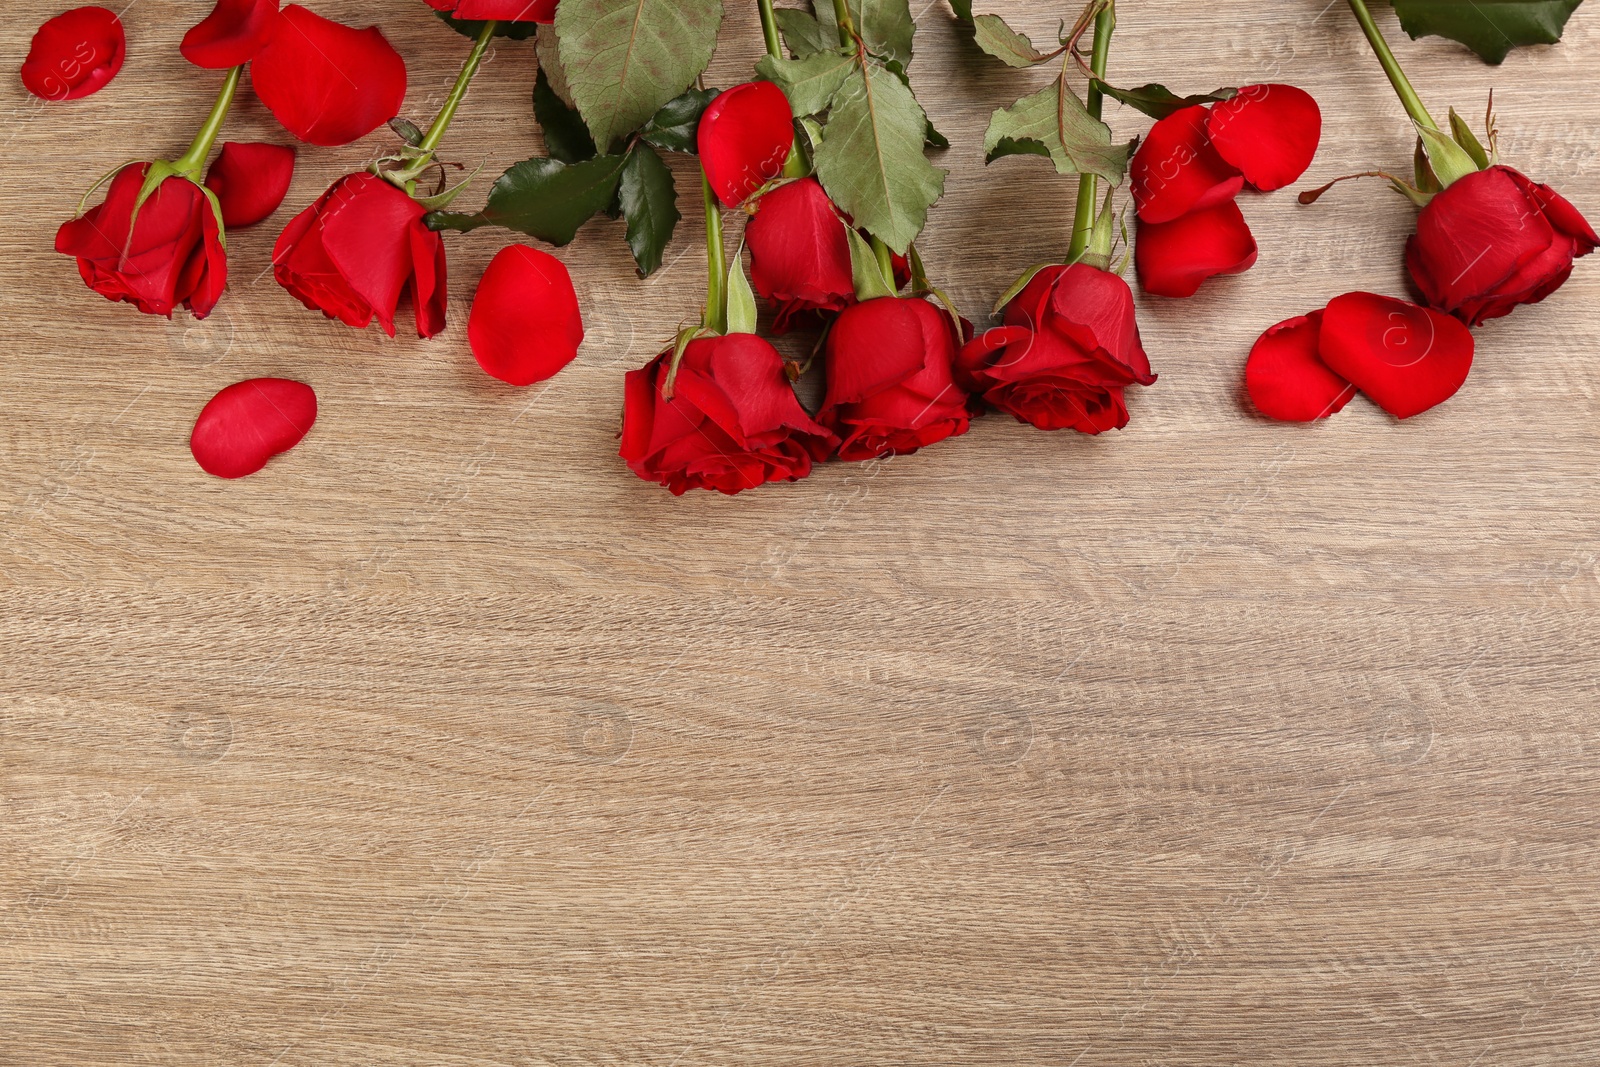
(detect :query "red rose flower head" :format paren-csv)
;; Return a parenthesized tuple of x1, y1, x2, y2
(958, 263, 1156, 434)
(22, 6, 125, 101)
(251, 6, 406, 147)
(1136, 200, 1258, 299)
(205, 141, 296, 228)
(698, 81, 796, 208)
(1206, 84, 1322, 193)
(621, 333, 838, 495)
(1131, 105, 1244, 224)
(1318, 292, 1474, 420)
(820, 297, 972, 461)
(424, 0, 558, 21)
(274, 173, 447, 339)
(1245, 311, 1355, 422)
(56, 163, 226, 319)
(181, 0, 282, 70)
(469, 245, 585, 386)
(1407, 165, 1598, 327)
(190, 378, 317, 478)
(746, 177, 854, 332)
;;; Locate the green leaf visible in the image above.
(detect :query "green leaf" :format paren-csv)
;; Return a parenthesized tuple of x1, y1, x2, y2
(845, 227, 897, 301)
(756, 50, 857, 117)
(813, 64, 946, 255)
(947, 0, 974, 22)
(725, 239, 758, 334)
(536, 24, 577, 108)
(972, 13, 1049, 66)
(435, 11, 540, 40)
(883, 59, 950, 147)
(428, 153, 629, 244)
(1390, 0, 1584, 64)
(640, 87, 719, 152)
(847, 0, 915, 65)
(534, 66, 597, 164)
(776, 8, 837, 57)
(555, 0, 725, 152)
(1090, 79, 1238, 120)
(619, 145, 679, 276)
(1448, 107, 1492, 169)
(984, 77, 1133, 183)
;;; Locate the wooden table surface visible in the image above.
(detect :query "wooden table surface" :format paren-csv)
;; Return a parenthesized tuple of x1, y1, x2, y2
(4, 2, 1599, 1063)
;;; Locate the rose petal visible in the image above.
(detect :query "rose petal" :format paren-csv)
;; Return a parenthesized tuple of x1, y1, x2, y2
(1130, 104, 1244, 224)
(1318, 292, 1474, 420)
(1135, 201, 1258, 298)
(468, 245, 585, 386)
(22, 7, 125, 101)
(1245, 311, 1355, 422)
(205, 141, 296, 228)
(1206, 84, 1322, 192)
(190, 378, 317, 478)
(250, 5, 406, 147)
(181, 0, 282, 69)
(427, 0, 558, 20)
(698, 81, 796, 208)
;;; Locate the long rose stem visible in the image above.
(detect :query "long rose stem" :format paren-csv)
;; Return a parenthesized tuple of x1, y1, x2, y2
(1345, 0, 1438, 130)
(1067, 2, 1113, 260)
(171, 66, 242, 178)
(701, 171, 728, 333)
(758, 0, 783, 58)
(419, 19, 498, 157)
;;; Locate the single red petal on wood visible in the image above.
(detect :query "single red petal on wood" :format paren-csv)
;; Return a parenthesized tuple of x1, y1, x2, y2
(22, 7, 125, 101)
(698, 81, 796, 208)
(1130, 104, 1244, 224)
(468, 245, 584, 385)
(205, 142, 296, 227)
(181, 0, 282, 69)
(1135, 201, 1258, 298)
(190, 378, 317, 478)
(1207, 84, 1322, 192)
(1318, 292, 1474, 420)
(250, 5, 406, 147)
(1245, 311, 1355, 422)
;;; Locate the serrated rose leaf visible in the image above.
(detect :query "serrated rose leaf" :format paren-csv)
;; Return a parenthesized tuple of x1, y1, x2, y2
(756, 50, 855, 117)
(847, 0, 915, 65)
(619, 145, 679, 276)
(1091, 78, 1237, 121)
(534, 65, 597, 163)
(984, 79, 1133, 183)
(430, 154, 629, 244)
(972, 13, 1047, 67)
(775, 9, 836, 58)
(1391, 0, 1584, 64)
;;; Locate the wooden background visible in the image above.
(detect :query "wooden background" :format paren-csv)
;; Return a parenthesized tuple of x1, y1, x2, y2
(4, 1, 1599, 1063)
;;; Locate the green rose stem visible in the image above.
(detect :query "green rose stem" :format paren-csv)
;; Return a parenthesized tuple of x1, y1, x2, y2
(170, 65, 242, 180)
(1066, 3, 1113, 261)
(1345, 0, 1438, 131)
(397, 18, 497, 193)
(757, 0, 814, 179)
(702, 171, 728, 333)
(831, 0, 859, 42)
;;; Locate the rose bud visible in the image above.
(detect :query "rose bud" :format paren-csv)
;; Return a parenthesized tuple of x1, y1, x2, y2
(274, 173, 448, 339)
(22, 6, 125, 101)
(424, 0, 557, 21)
(205, 142, 296, 228)
(621, 333, 838, 496)
(820, 297, 972, 460)
(55, 163, 226, 319)
(1407, 165, 1598, 327)
(958, 263, 1156, 434)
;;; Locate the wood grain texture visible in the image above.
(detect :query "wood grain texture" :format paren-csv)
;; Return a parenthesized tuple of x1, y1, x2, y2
(3, 2, 1599, 1064)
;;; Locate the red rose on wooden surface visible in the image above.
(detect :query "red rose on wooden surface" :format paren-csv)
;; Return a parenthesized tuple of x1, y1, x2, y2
(273, 173, 447, 339)
(250, 5, 406, 147)
(468, 245, 585, 386)
(820, 297, 972, 461)
(56, 164, 226, 319)
(1407, 165, 1598, 327)
(621, 334, 838, 496)
(746, 178, 854, 331)
(424, 0, 558, 22)
(959, 264, 1156, 435)
(181, 0, 281, 70)
(22, 6, 125, 101)
(698, 81, 796, 208)
(205, 142, 296, 228)
(190, 378, 317, 478)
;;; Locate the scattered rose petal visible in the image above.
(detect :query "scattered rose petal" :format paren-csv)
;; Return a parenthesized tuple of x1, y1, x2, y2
(22, 7, 125, 101)
(698, 81, 796, 208)
(1130, 104, 1244, 224)
(424, 0, 558, 20)
(1206, 84, 1322, 192)
(181, 0, 282, 70)
(1135, 201, 1258, 298)
(1245, 311, 1355, 422)
(205, 142, 296, 228)
(190, 378, 317, 478)
(1318, 292, 1474, 420)
(468, 245, 585, 386)
(250, 5, 406, 147)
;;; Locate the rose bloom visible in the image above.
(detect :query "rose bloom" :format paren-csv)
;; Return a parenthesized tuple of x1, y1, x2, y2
(1408, 165, 1598, 326)
(274, 173, 448, 339)
(820, 296, 972, 461)
(56, 163, 226, 319)
(622, 333, 838, 496)
(958, 263, 1156, 434)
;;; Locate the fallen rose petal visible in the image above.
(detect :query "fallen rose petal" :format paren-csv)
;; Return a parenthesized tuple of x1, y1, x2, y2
(190, 378, 317, 478)
(205, 142, 296, 228)
(22, 7, 125, 101)
(1206, 84, 1322, 192)
(1318, 292, 1474, 420)
(468, 245, 585, 386)
(1135, 201, 1258, 298)
(1130, 104, 1244, 224)
(251, 5, 406, 147)
(181, 0, 282, 69)
(425, 0, 558, 20)
(698, 81, 796, 208)
(1245, 311, 1355, 422)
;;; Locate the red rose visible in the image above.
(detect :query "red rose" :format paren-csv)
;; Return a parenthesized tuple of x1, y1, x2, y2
(746, 178, 853, 331)
(1407, 165, 1598, 327)
(55, 163, 226, 319)
(424, 0, 557, 22)
(273, 173, 448, 339)
(958, 264, 1156, 434)
(621, 334, 838, 495)
(820, 297, 972, 461)
(22, 6, 125, 101)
